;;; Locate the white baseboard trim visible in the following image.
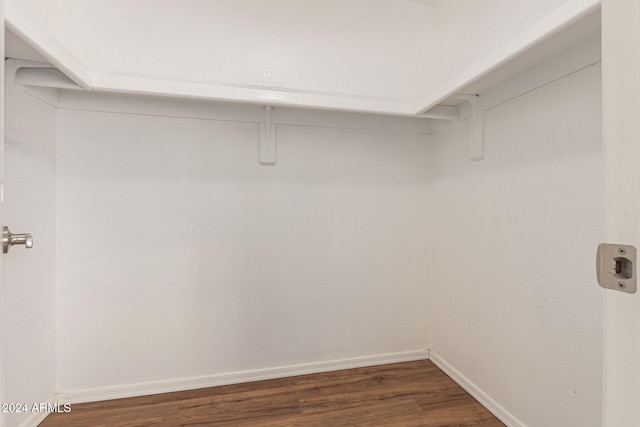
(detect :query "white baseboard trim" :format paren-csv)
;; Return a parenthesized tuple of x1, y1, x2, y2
(16, 394, 57, 427)
(429, 350, 526, 427)
(58, 349, 429, 404)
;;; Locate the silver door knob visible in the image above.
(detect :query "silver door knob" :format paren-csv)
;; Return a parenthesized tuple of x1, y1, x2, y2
(3, 226, 33, 254)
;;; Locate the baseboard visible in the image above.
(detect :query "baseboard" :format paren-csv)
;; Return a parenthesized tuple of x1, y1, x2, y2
(16, 394, 57, 427)
(57, 349, 429, 404)
(429, 350, 526, 427)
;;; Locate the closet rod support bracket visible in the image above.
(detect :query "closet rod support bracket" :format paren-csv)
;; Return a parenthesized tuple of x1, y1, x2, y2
(453, 94, 484, 162)
(260, 105, 277, 166)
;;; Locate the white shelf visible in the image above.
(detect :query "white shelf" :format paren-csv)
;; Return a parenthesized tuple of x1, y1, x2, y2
(5, 0, 600, 120)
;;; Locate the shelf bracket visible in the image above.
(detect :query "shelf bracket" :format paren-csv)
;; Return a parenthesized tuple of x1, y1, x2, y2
(453, 94, 484, 162)
(418, 105, 459, 120)
(259, 105, 276, 166)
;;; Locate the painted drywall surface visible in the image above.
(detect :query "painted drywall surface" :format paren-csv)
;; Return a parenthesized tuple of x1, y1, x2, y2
(55, 105, 432, 390)
(3, 88, 57, 425)
(43, 0, 432, 102)
(429, 64, 602, 425)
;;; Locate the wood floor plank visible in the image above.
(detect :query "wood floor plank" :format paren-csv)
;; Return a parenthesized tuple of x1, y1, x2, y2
(40, 360, 505, 426)
(292, 398, 426, 426)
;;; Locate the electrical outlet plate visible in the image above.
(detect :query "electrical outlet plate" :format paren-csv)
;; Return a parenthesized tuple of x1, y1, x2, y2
(597, 243, 637, 294)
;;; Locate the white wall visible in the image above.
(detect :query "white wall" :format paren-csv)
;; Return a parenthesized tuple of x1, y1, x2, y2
(429, 57, 603, 424)
(54, 100, 432, 394)
(50, 49, 605, 425)
(3, 82, 57, 425)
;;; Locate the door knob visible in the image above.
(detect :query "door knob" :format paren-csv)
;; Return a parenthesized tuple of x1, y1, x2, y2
(3, 226, 33, 254)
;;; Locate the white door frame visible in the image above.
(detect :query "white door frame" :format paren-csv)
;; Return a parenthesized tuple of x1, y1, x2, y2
(602, 0, 640, 425)
(0, 0, 5, 423)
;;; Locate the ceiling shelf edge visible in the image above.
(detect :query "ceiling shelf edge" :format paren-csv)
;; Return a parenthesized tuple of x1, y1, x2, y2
(10, 64, 456, 120)
(4, 2, 465, 119)
(5, 3, 92, 89)
(89, 71, 423, 117)
(413, 0, 601, 115)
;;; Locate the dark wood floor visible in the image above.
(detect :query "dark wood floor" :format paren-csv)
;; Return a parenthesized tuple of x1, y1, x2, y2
(40, 360, 504, 426)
